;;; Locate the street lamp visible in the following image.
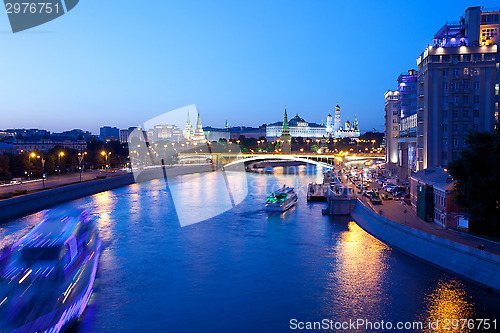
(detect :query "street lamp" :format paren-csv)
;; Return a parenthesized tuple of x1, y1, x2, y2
(58, 151, 65, 176)
(37, 155, 45, 189)
(28, 152, 35, 180)
(78, 152, 87, 182)
(101, 151, 111, 174)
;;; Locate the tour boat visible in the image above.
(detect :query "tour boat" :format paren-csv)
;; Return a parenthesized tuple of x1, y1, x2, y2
(0, 209, 102, 333)
(265, 186, 298, 212)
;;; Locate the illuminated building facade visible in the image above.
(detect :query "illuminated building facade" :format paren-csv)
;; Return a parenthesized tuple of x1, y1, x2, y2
(384, 90, 399, 175)
(266, 104, 360, 139)
(397, 70, 418, 182)
(146, 125, 183, 142)
(416, 6, 499, 170)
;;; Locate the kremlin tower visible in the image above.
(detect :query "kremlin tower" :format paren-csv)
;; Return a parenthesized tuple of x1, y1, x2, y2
(279, 106, 292, 153)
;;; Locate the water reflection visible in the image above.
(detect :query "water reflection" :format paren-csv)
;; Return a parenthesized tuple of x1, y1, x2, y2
(325, 221, 392, 319)
(421, 279, 476, 333)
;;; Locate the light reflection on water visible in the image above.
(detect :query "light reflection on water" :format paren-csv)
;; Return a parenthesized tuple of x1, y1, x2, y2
(0, 165, 499, 332)
(328, 222, 392, 320)
(421, 279, 476, 333)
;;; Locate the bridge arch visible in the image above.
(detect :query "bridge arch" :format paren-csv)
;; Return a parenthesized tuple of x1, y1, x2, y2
(222, 155, 335, 170)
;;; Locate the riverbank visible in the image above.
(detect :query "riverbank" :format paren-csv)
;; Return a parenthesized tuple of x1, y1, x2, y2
(0, 164, 212, 223)
(351, 199, 500, 293)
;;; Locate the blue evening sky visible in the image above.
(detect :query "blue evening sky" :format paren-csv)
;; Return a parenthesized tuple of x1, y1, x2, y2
(0, 0, 498, 134)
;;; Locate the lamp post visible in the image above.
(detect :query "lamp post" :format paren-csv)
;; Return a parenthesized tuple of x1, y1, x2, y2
(58, 151, 64, 176)
(101, 151, 110, 174)
(78, 152, 87, 182)
(28, 152, 35, 180)
(37, 155, 45, 189)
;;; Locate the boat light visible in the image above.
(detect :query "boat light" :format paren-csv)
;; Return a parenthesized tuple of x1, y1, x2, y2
(19, 269, 32, 284)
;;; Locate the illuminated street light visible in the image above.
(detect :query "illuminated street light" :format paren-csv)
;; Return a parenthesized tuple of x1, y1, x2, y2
(58, 151, 65, 176)
(28, 152, 36, 180)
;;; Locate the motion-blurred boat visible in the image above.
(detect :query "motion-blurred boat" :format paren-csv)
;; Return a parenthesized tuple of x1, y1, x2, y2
(0, 209, 101, 333)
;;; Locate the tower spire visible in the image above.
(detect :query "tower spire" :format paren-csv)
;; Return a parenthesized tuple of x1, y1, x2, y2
(280, 106, 291, 153)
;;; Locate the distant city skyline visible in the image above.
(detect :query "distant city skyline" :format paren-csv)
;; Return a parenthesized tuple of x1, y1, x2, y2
(1, 0, 499, 134)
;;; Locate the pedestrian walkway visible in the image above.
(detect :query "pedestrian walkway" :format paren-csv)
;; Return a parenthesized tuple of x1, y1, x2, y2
(340, 170, 500, 257)
(0, 170, 129, 194)
(359, 185, 500, 258)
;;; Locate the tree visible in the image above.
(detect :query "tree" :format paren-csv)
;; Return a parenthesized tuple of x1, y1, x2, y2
(449, 131, 500, 237)
(0, 155, 11, 181)
(310, 144, 319, 152)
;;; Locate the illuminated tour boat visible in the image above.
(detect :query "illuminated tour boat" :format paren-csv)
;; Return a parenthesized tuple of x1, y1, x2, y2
(265, 186, 298, 212)
(0, 209, 102, 333)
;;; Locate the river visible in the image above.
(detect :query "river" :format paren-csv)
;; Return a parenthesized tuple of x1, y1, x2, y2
(1, 165, 499, 332)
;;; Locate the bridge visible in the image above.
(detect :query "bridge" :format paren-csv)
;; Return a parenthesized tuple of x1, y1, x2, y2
(177, 152, 384, 169)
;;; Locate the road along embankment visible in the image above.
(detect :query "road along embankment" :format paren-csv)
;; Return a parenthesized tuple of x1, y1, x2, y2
(351, 199, 500, 292)
(0, 165, 212, 223)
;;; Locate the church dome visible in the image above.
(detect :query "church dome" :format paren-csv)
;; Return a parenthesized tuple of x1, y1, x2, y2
(289, 114, 306, 124)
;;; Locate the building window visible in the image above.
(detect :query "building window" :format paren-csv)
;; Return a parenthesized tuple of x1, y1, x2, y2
(463, 110, 469, 118)
(442, 124, 447, 133)
(473, 124, 479, 131)
(463, 68, 469, 75)
(453, 55, 460, 64)
(453, 110, 459, 118)
(453, 96, 459, 104)
(463, 95, 469, 103)
(474, 54, 482, 61)
(393, 110, 398, 115)
(474, 81, 480, 90)
(463, 124, 468, 132)
(473, 68, 480, 75)
(485, 54, 493, 61)
(443, 69, 449, 76)
(463, 81, 469, 89)
(443, 139, 448, 147)
(452, 124, 458, 132)
(453, 69, 459, 77)
(443, 82, 448, 90)
(463, 54, 471, 62)
(473, 95, 480, 104)
(452, 151, 458, 160)
(443, 111, 448, 119)
(474, 110, 479, 118)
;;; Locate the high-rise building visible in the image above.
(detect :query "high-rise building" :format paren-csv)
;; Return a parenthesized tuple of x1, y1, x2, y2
(384, 90, 399, 175)
(397, 70, 418, 182)
(416, 6, 499, 170)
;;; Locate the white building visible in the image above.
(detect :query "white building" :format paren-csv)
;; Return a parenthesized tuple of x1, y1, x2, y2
(266, 105, 360, 139)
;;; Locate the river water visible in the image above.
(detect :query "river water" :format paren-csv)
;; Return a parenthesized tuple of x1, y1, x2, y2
(1, 165, 499, 332)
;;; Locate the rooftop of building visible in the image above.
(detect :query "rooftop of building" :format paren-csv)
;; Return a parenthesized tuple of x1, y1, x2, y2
(8, 134, 85, 143)
(410, 167, 455, 191)
(0, 142, 17, 149)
